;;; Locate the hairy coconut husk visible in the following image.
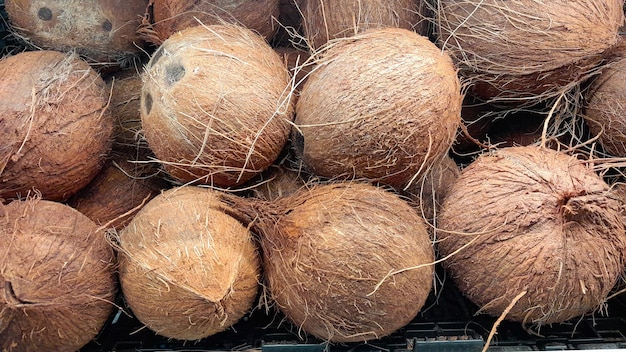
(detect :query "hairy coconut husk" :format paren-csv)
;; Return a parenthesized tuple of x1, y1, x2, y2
(437, 146, 626, 327)
(0, 198, 117, 352)
(5, 0, 148, 68)
(117, 186, 261, 340)
(294, 27, 462, 189)
(67, 151, 170, 231)
(436, 0, 624, 103)
(0, 50, 113, 202)
(300, 0, 428, 51)
(222, 182, 434, 343)
(146, 0, 279, 45)
(584, 51, 626, 157)
(140, 24, 294, 188)
(250, 164, 307, 201)
(274, 46, 312, 94)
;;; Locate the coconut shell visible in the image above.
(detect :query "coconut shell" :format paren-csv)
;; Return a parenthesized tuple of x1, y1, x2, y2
(436, 0, 624, 102)
(437, 146, 626, 326)
(228, 182, 434, 342)
(117, 186, 261, 340)
(140, 24, 294, 188)
(300, 0, 428, 50)
(0, 198, 117, 352)
(584, 53, 626, 157)
(148, 0, 279, 45)
(294, 27, 462, 189)
(0, 50, 113, 202)
(67, 151, 170, 230)
(5, 0, 148, 67)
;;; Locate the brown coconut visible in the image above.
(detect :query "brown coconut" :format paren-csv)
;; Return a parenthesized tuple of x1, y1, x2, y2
(294, 27, 462, 189)
(67, 151, 170, 230)
(0, 198, 117, 352)
(223, 182, 435, 343)
(0, 50, 113, 202)
(584, 52, 626, 157)
(5, 0, 148, 68)
(146, 0, 279, 45)
(141, 24, 294, 188)
(436, 0, 624, 103)
(437, 146, 626, 326)
(117, 186, 261, 340)
(300, 0, 429, 51)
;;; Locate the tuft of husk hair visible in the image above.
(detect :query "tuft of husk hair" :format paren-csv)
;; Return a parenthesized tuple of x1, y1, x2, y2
(436, 0, 624, 104)
(0, 197, 117, 352)
(221, 182, 435, 343)
(437, 146, 626, 328)
(115, 186, 261, 341)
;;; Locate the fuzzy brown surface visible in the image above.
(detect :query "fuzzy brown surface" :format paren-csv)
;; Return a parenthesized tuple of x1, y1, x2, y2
(0, 198, 117, 352)
(274, 46, 312, 94)
(294, 27, 462, 189)
(584, 54, 626, 157)
(249, 182, 434, 343)
(117, 186, 260, 340)
(436, 0, 624, 102)
(141, 24, 294, 188)
(0, 50, 113, 202)
(67, 151, 170, 230)
(437, 146, 626, 326)
(5, 0, 148, 66)
(106, 68, 149, 151)
(250, 165, 307, 201)
(300, 0, 428, 50)
(149, 0, 279, 44)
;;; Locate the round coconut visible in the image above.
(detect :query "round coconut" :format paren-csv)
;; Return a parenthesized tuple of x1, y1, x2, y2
(140, 24, 294, 188)
(147, 0, 279, 45)
(0, 50, 113, 202)
(0, 198, 117, 351)
(294, 27, 462, 189)
(5, 0, 148, 68)
(117, 186, 261, 340)
(436, 0, 624, 102)
(67, 151, 170, 231)
(437, 146, 626, 326)
(584, 52, 626, 157)
(225, 182, 434, 342)
(300, 0, 428, 51)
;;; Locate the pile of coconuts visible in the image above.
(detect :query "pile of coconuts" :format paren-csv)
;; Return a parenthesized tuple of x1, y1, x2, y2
(3, 0, 626, 349)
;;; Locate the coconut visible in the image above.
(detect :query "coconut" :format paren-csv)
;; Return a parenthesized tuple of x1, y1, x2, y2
(117, 186, 261, 340)
(584, 52, 626, 157)
(300, 0, 428, 51)
(146, 0, 279, 45)
(437, 146, 626, 326)
(0, 198, 117, 351)
(5, 0, 148, 68)
(294, 27, 462, 189)
(0, 50, 113, 202)
(223, 182, 434, 343)
(67, 151, 170, 231)
(140, 24, 294, 188)
(436, 0, 624, 103)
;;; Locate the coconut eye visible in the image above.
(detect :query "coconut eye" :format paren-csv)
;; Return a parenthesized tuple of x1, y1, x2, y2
(143, 92, 153, 115)
(102, 19, 112, 32)
(37, 7, 52, 21)
(165, 64, 185, 86)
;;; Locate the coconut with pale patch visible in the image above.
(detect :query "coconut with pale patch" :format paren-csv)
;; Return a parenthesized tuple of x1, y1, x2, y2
(294, 27, 462, 189)
(300, 0, 428, 50)
(117, 186, 261, 340)
(436, 0, 624, 102)
(223, 182, 434, 343)
(145, 0, 279, 45)
(0, 198, 117, 351)
(5, 0, 148, 68)
(141, 24, 294, 187)
(0, 50, 113, 202)
(437, 146, 626, 326)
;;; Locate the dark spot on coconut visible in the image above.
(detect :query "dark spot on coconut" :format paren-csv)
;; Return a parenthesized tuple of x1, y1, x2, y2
(165, 63, 185, 86)
(102, 20, 113, 32)
(37, 7, 53, 21)
(5, 281, 34, 305)
(144, 92, 153, 115)
(149, 46, 164, 68)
